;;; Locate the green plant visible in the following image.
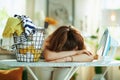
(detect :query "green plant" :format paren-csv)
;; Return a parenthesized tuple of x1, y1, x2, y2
(95, 67, 102, 74)
(115, 56, 120, 60)
(70, 72, 78, 80)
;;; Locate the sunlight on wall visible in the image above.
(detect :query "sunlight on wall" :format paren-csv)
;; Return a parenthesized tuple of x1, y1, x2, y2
(102, 0, 120, 42)
(0, 9, 9, 38)
(103, 0, 120, 9)
(0, 0, 26, 16)
(0, 0, 26, 38)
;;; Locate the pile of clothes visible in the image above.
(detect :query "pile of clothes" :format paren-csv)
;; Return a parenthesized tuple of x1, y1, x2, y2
(2, 14, 36, 38)
(2, 15, 44, 62)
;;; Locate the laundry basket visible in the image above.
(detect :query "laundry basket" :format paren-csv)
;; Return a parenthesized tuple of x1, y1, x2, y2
(13, 28, 45, 62)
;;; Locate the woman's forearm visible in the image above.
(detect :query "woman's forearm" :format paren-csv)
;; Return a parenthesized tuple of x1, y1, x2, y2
(71, 54, 94, 62)
(44, 49, 76, 61)
(47, 56, 72, 62)
(44, 49, 93, 61)
(47, 54, 93, 62)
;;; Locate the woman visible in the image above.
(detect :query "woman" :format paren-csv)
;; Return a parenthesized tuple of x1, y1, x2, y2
(43, 25, 93, 62)
(37, 26, 93, 80)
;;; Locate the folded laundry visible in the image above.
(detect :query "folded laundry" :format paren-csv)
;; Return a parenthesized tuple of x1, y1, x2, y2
(14, 14, 36, 36)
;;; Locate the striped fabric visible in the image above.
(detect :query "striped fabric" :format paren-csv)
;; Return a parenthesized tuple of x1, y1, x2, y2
(14, 14, 36, 36)
(13, 32, 27, 44)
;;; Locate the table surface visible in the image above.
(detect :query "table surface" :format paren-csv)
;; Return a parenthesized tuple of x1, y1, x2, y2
(0, 59, 120, 67)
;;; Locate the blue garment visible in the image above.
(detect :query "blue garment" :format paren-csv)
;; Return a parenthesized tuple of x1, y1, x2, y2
(14, 14, 36, 36)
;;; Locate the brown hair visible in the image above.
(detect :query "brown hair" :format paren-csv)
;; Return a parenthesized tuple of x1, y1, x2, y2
(45, 26, 86, 52)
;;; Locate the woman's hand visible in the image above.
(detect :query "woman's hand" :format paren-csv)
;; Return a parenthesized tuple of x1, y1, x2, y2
(76, 50, 92, 56)
(71, 53, 94, 62)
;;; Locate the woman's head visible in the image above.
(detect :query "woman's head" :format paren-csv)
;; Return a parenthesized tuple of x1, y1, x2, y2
(46, 26, 86, 52)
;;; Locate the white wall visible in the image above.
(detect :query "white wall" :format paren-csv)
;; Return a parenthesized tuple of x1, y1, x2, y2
(34, 0, 47, 15)
(33, 0, 102, 34)
(0, 0, 102, 34)
(0, 0, 26, 16)
(34, 0, 46, 27)
(74, 0, 102, 34)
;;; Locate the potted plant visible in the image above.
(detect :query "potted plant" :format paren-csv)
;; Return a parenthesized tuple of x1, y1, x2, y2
(70, 72, 78, 80)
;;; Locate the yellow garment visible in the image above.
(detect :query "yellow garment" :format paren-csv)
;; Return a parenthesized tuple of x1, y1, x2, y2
(2, 17, 24, 38)
(19, 45, 42, 54)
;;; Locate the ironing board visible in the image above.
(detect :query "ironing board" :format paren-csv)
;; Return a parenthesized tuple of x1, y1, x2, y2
(0, 59, 120, 80)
